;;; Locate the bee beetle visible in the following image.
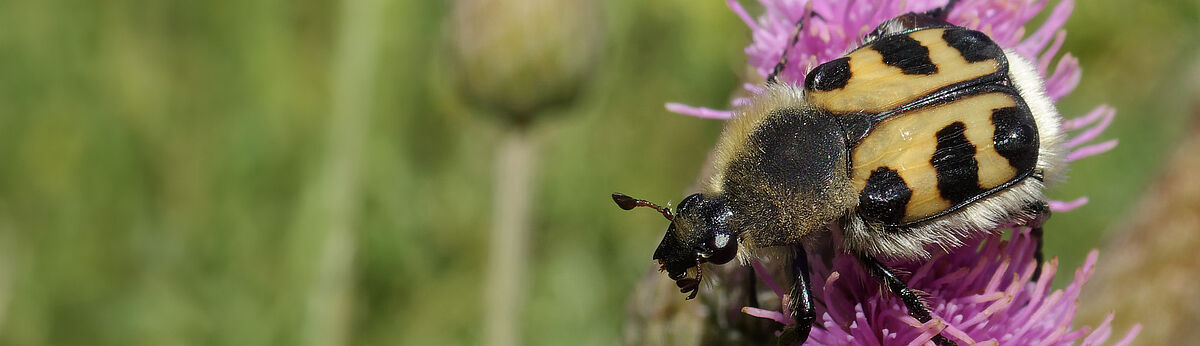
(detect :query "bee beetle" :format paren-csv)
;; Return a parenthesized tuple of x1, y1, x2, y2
(614, 1, 1064, 345)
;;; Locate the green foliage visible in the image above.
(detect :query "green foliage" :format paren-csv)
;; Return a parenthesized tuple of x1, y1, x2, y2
(0, 0, 1194, 345)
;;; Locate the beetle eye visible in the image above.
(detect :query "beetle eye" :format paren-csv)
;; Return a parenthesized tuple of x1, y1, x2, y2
(708, 234, 737, 265)
(713, 234, 730, 248)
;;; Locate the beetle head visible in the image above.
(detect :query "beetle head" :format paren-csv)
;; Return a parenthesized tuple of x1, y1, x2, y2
(612, 192, 738, 299)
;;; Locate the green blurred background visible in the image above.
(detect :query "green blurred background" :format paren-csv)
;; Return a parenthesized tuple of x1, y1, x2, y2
(0, 0, 1196, 345)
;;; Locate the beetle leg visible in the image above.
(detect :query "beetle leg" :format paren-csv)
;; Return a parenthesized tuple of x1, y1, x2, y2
(1026, 201, 1051, 281)
(778, 246, 816, 346)
(765, 8, 814, 85)
(861, 256, 957, 346)
(924, 0, 961, 20)
(746, 266, 760, 309)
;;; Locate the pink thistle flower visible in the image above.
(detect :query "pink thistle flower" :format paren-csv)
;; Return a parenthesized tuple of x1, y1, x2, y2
(667, 0, 1118, 211)
(662, 0, 1138, 344)
(743, 227, 1142, 345)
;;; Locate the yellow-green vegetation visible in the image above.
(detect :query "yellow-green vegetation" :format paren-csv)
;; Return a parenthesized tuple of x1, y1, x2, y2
(0, 0, 1195, 345)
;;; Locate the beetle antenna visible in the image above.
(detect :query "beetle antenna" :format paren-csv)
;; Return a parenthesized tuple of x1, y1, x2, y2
(612, 193, 674, 222)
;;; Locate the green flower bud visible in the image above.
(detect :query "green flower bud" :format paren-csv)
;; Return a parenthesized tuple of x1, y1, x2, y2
(448, 0, 602, 126)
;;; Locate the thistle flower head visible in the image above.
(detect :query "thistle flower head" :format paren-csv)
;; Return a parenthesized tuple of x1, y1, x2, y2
(662, 0, 1138, 344)
(744, 228, 1142, 345)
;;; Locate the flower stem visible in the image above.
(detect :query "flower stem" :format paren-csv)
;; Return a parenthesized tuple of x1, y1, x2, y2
(300, 0, 382, 344)
(485, 127, 536, 346)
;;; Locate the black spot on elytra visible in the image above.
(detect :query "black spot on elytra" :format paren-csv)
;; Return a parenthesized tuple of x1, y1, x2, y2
(805, 57, 852, 91)
(942, 28, 1004, 63)
(991, 106, 1039, 172)
(872, 34, 937, 75)
(931, 122, 983, 204)
(859, 167, 912, 225)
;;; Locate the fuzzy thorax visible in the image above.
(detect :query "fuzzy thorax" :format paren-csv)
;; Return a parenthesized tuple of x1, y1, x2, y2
(705, 84, 808, 196)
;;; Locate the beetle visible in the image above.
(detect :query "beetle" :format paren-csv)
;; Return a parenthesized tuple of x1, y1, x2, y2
(613, 1, 1065, 345)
